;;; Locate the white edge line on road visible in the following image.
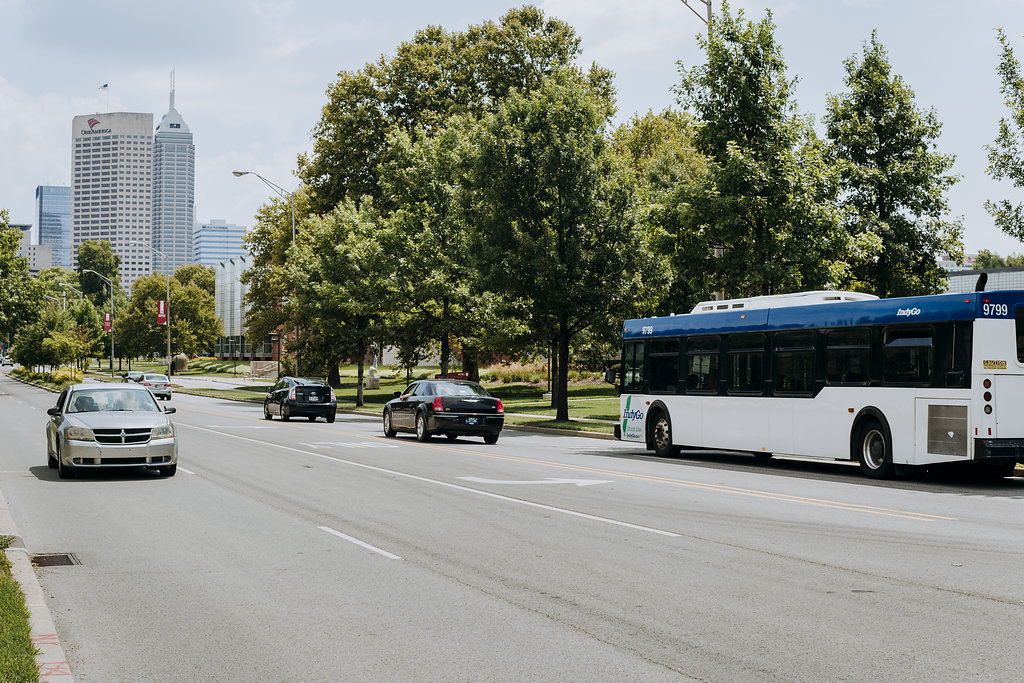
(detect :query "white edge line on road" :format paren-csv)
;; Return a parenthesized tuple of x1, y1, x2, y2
(318, 525, 402, 560)
(182, 423, 680, 538)
(177, 466, 196, 475)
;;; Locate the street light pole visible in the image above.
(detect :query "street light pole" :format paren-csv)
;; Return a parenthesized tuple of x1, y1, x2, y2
(82, 269, 114, 378)
(679, 0, 712, 28)
(131, 241, 172, 378)
(233, 170, 299, 378)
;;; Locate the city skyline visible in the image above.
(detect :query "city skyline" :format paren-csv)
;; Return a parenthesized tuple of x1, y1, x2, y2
(4, 1, 1024, 259)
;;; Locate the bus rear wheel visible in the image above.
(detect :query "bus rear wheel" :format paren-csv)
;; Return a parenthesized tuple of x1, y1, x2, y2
(856, 418, 894, 479)
(650, 411, 679, 458)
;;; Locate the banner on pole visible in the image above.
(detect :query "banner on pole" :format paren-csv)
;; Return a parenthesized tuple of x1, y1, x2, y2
(157, 300, 167, 326)
(103, 313, 111, 332)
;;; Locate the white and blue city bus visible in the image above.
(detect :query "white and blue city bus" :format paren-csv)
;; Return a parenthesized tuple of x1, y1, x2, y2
(614, 289, 1024, 479)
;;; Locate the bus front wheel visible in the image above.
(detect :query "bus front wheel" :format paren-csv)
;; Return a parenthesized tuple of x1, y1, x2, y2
(650, 411, 679, 458)
(856, 418, 894, 479)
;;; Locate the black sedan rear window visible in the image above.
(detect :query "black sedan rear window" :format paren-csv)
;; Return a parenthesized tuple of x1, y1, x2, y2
(434, 383, 490, 397)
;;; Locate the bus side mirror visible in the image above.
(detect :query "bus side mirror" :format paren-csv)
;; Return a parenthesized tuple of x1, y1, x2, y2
(604, 367, 617, 384)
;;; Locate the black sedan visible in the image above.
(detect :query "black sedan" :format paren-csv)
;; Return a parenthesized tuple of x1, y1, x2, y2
(264, 377, 337, 422)
(383, 379, 504, 443)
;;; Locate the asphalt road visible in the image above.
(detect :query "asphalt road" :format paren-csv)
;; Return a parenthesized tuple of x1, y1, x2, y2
(2, 369, 1023, 681)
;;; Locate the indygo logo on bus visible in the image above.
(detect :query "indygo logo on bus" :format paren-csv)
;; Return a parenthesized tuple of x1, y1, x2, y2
(621, 396, 645, 441)
(896, 307, 921, 317)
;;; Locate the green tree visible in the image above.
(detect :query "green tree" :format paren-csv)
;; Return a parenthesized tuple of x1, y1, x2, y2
(672, 2, 856, 302)
(291, 199, 393, 405)
(986, 29, 1024, 242)
(77, 239, 121, 308)
(611, 109, 708, 313)
(173, 264, 215, 296)
(466, 70, 668, 421)
(378, 120, 482, 377)
(825, 31, 961, 297)
(242, 189, 311, 367)
(0, 209, 43, 345)
(120, 270, 222, 360)
(297, 5, 613, 214)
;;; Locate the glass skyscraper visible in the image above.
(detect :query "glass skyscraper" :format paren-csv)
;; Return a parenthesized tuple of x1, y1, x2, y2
(36, 185, 71, 268)
(193, 219, 247, 267)
(152, 80, 195, 275)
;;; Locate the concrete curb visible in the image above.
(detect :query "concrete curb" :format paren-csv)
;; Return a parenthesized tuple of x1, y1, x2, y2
(1, 495, 74, 681)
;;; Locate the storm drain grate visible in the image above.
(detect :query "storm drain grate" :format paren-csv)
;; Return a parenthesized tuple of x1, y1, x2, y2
(31, 553, 80, 567)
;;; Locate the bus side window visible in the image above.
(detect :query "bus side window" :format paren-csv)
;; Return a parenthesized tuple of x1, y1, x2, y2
(825, 328, 870, 384)
(623, 341, 645, 393)
(774, 330, 815, 394)
(882, 326, 933, 385)
(648, 339, 681, 394)
(686, 336, 720, 393)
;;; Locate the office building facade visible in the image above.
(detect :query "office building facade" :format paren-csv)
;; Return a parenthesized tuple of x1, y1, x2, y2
(36, 185, 71, 269)
(71, 112, 153, 291)
(152, 85, 195, 275)
(194, 219, 247, 267)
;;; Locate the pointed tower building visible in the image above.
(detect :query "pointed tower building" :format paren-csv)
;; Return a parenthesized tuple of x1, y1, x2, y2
(152, 72, 195, 275)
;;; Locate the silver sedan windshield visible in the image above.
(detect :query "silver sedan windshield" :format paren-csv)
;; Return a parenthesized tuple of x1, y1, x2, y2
(67, 388, 161, 413)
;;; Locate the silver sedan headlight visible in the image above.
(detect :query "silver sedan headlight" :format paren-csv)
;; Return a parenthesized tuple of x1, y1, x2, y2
(151, 423, 175, 440)
(65, 426, 95, 442)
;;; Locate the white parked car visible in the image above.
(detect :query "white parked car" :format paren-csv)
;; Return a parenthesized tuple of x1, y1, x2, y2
(141, 373, 172, 400)
(46, 383, 178, 478)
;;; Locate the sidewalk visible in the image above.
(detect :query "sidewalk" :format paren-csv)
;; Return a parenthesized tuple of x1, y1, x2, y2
(1, 494, 74, 682)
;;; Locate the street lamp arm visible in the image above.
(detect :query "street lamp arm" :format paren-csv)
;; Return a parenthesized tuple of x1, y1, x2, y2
(58, 282, 84, 296)
(82, 268, 113, 286)
(679, 0, 712, 25)
(232, 170, 293, 201)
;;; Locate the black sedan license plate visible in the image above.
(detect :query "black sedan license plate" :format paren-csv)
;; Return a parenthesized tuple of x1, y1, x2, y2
(465, 417, 478, 425)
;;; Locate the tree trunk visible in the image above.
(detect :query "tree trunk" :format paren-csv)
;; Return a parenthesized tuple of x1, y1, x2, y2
(549, 340, 560, 410)
(327, 361, 340, 388)
(462, 345, 479, 382)
(440, 331, 450, 378)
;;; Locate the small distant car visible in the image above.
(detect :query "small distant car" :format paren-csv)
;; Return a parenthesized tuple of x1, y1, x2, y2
(122, 370, 145, 382)
(383, 379, 504, 443)
(141, 373, 172, 400)
(0, 355, 12, 366)
(45, 383, 178, 478)
(264, 377, 337, 423)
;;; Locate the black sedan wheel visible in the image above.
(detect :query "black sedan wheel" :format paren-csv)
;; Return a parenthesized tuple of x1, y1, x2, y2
(280, 404, 290, 422)
(383, 410, 396, 438)
(416, 413, 431, 442)
(264, 403, 273, 420)
(484, 433, 499, 445)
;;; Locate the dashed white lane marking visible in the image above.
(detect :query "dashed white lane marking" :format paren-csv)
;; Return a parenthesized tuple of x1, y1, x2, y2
(182, 423, 680, 538)
(318, 525, 402, 560)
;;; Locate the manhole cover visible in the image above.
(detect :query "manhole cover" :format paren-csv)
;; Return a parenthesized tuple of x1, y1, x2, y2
(31, 553, 80, 567)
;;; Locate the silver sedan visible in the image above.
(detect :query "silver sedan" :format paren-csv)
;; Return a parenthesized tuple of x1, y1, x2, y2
(46, 383, 178, 478)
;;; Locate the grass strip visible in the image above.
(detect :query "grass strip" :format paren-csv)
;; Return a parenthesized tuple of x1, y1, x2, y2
(0, 536, 39, 682)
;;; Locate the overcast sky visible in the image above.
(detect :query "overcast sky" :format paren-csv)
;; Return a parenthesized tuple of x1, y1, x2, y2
(2, 0, 1024, 257)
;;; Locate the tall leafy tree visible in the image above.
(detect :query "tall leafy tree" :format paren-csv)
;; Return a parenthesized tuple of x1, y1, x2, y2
(377, 120, 483, 377)
(291, 199, 394, 404)
(672, 2, 856, 301)
(120, 270, 222, 359)
(297, 5, 613, 214)
(986, 28, 1024, 242)
(0, 209, 43, 345)
(825, 31, 961, 297)
(241, 189, 310, 359)
(77, 239, 121, 308)
(467, 70, 668, 421)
